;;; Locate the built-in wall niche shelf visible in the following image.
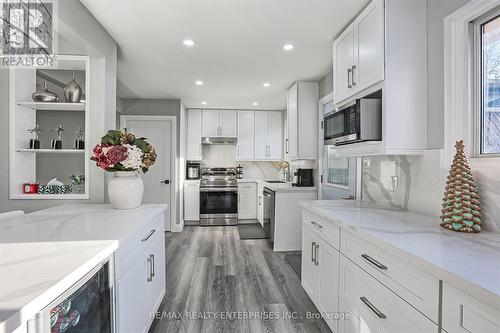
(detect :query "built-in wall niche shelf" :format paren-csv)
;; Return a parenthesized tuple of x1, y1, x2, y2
(10, 194, 88, 200)
(17, 102, 85, 111)
(16, 149, 85, 154)
(9, 55, 90, 200)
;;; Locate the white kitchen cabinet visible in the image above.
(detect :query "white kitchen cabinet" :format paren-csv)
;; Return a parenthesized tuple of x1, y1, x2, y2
(115, 216, 165, 333)
(254, 112, 269, 160)
(257, 182, 265, 226)
(268, 111, 282, 159)
(333, 0, 384, 104)
(238, 182, 257, 219)
(237, 111, 255, 160)
(442, 283, 500, 333)
(301, 220, 340, 333)
(285, 82, 318, 160)
(220, 110, 237, 137)
(116, 253, 148, 333)
(332, 0, 427, 156)
(334, 28, 356, 103)
(202, 109, 237, 137)
(184, 182, 200, 221)
(338, 255, 436, 333)
(186, 109, 202, 161)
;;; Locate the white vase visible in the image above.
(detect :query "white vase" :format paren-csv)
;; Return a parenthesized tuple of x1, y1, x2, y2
(108, 171, 144, 210)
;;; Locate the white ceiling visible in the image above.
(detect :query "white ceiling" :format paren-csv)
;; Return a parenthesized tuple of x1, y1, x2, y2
(80, 0, 370, 109)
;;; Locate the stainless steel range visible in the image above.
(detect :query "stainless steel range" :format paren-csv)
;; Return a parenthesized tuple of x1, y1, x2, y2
(199, 167, 238, 226)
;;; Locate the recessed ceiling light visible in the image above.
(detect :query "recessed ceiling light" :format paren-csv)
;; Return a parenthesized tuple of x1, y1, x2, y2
(195, 80, 204, 86)
(201, 101, 207, 105)
(263, 82, 270, 87)
(283, 43, 294, 51)
(183, 39, 194, 47)
(253, 102, 259, 106)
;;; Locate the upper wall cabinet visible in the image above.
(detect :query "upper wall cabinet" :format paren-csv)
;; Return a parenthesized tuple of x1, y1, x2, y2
(186, 109, 202, 161)
(332, 0, 427, 156)
(237, 110, 283, 161)
(285, 81, 318, 160)
(202, 109, 237, 137)
(334, 0, 384, 104)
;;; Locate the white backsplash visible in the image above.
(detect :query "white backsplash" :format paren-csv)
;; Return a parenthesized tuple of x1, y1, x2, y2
(361, 150, 500, 233)
(201, 145, 280, 179)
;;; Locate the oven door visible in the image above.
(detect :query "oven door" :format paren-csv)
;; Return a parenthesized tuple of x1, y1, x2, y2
(324, 102, 358, 145)
(199, 187, 238, 225)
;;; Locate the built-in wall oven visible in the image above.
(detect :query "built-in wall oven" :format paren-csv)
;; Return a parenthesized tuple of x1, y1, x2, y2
(28, 258, 113, 333)
(324, 94, 382, 146)
(199, 167, 238, 226)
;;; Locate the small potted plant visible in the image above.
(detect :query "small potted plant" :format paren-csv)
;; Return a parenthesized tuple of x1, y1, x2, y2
(91, 130, 156, 209)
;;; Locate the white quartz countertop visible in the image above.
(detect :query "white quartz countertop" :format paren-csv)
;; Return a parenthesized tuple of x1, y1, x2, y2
(238, 179, 317, 192)
(0, 204, 166, 333)
(300, 200, 500, 308)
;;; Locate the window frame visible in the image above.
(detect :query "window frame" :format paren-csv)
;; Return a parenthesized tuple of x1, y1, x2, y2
(472, 8, 500, 157)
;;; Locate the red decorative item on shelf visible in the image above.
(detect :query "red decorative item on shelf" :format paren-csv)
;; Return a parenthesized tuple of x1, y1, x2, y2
(23, 183, 39, 194)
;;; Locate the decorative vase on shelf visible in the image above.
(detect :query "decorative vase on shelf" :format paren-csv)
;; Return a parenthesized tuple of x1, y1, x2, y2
(64, 71, 82, 103)
(108, 171, 144, 210)
(32, 81, 59, 102)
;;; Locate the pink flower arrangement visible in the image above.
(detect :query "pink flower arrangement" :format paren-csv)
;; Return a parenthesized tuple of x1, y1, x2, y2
(91, 130, 156, 173)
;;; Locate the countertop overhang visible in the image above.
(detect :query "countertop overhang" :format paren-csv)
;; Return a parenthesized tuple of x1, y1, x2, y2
(0, 204, 167, 333)
(300, 200, 500, 309)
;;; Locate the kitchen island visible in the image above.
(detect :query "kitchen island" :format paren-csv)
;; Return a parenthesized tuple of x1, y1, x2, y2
(0, 204, 167, 333)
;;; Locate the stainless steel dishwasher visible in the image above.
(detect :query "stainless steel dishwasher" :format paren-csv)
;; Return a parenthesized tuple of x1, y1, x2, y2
(263, 187, 275, 242)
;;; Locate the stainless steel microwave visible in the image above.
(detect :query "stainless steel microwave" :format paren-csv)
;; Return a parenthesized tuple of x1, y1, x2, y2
(324, 97, 382, 146)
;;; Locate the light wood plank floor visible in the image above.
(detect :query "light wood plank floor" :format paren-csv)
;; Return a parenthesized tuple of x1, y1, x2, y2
(150, 226, 331, 333)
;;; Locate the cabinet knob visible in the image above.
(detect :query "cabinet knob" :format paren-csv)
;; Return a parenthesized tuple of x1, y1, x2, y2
(160, 179, 170, 184)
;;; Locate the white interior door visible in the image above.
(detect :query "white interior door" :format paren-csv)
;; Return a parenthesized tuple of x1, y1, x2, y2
(121, 117, 175, 231)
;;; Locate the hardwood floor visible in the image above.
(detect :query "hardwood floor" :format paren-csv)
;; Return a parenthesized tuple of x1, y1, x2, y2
(150, 226, 331, 333)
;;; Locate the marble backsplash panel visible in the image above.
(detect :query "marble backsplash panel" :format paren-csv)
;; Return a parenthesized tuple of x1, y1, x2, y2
(361, 150, 500, 233)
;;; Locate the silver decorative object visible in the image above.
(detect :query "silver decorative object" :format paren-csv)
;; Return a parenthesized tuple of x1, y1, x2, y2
(32, 81, 59, 102)
(51, 125, 64, 149)
(28, 125, 42, 149)
(74, 126, 85, 150)
(64, 72, 82, 103)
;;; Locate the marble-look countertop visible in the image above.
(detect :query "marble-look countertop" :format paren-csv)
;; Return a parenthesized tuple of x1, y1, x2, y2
(239, 179, 317, 193)
(0, 204, 167, 333)
(300, 200, 500, 308)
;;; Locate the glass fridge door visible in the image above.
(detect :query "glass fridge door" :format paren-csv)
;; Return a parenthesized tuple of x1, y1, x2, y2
(48, 262, 111, 333)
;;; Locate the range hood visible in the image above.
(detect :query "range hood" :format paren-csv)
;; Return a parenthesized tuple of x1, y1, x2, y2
(202, 137, 238, 145)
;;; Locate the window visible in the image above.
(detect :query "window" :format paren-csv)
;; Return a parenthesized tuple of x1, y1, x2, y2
(325, 148, 350, 187)
(479, 14, 500, 154)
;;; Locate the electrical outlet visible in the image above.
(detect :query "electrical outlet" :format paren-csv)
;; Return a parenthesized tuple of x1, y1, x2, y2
(390, 176, 399, 192)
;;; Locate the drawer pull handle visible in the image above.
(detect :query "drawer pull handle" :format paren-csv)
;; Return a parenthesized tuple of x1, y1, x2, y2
(360, 296, 386, 319)
(311, 241, 316, 262)
(150, 254, 155, 277)
(361, 254, 387, 271)
(314, 244, 320, 266)
(310, 221, 323, 230)
(141, 229, 156, 242)
(147, 257, 153, 282)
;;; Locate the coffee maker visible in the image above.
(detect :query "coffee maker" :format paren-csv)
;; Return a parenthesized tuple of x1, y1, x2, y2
(292, 168, 314, 187)
(186, 162, 201, 180)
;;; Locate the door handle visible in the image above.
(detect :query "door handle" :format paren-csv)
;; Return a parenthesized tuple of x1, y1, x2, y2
(360, 296, 386, 319)
(285, 139, 289, 154)
(160, 179, 170, 184)
(347, 68, 353, 88)
(351, 65, 357, 86)
(361, 254, 388, 271)
(259, 196, 262, 206)
(314, 244, 320, 266)
(311, 241, 316, 262)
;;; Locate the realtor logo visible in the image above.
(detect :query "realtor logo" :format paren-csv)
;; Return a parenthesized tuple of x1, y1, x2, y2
(0, 0, 58, 67)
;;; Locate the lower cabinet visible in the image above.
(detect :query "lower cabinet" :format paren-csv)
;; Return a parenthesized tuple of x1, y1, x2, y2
(301, 225, 340, 333)
(442, 283, 500, 333)
(238, 182, 257, 219)
(257, 182, 265, 226)
(338, 255, 436, 333)
(184, 182, 200, 221)
(115, 219, 165, 333)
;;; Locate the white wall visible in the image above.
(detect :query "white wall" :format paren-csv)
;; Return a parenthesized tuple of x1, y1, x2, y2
(0, 0, 117, 213)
